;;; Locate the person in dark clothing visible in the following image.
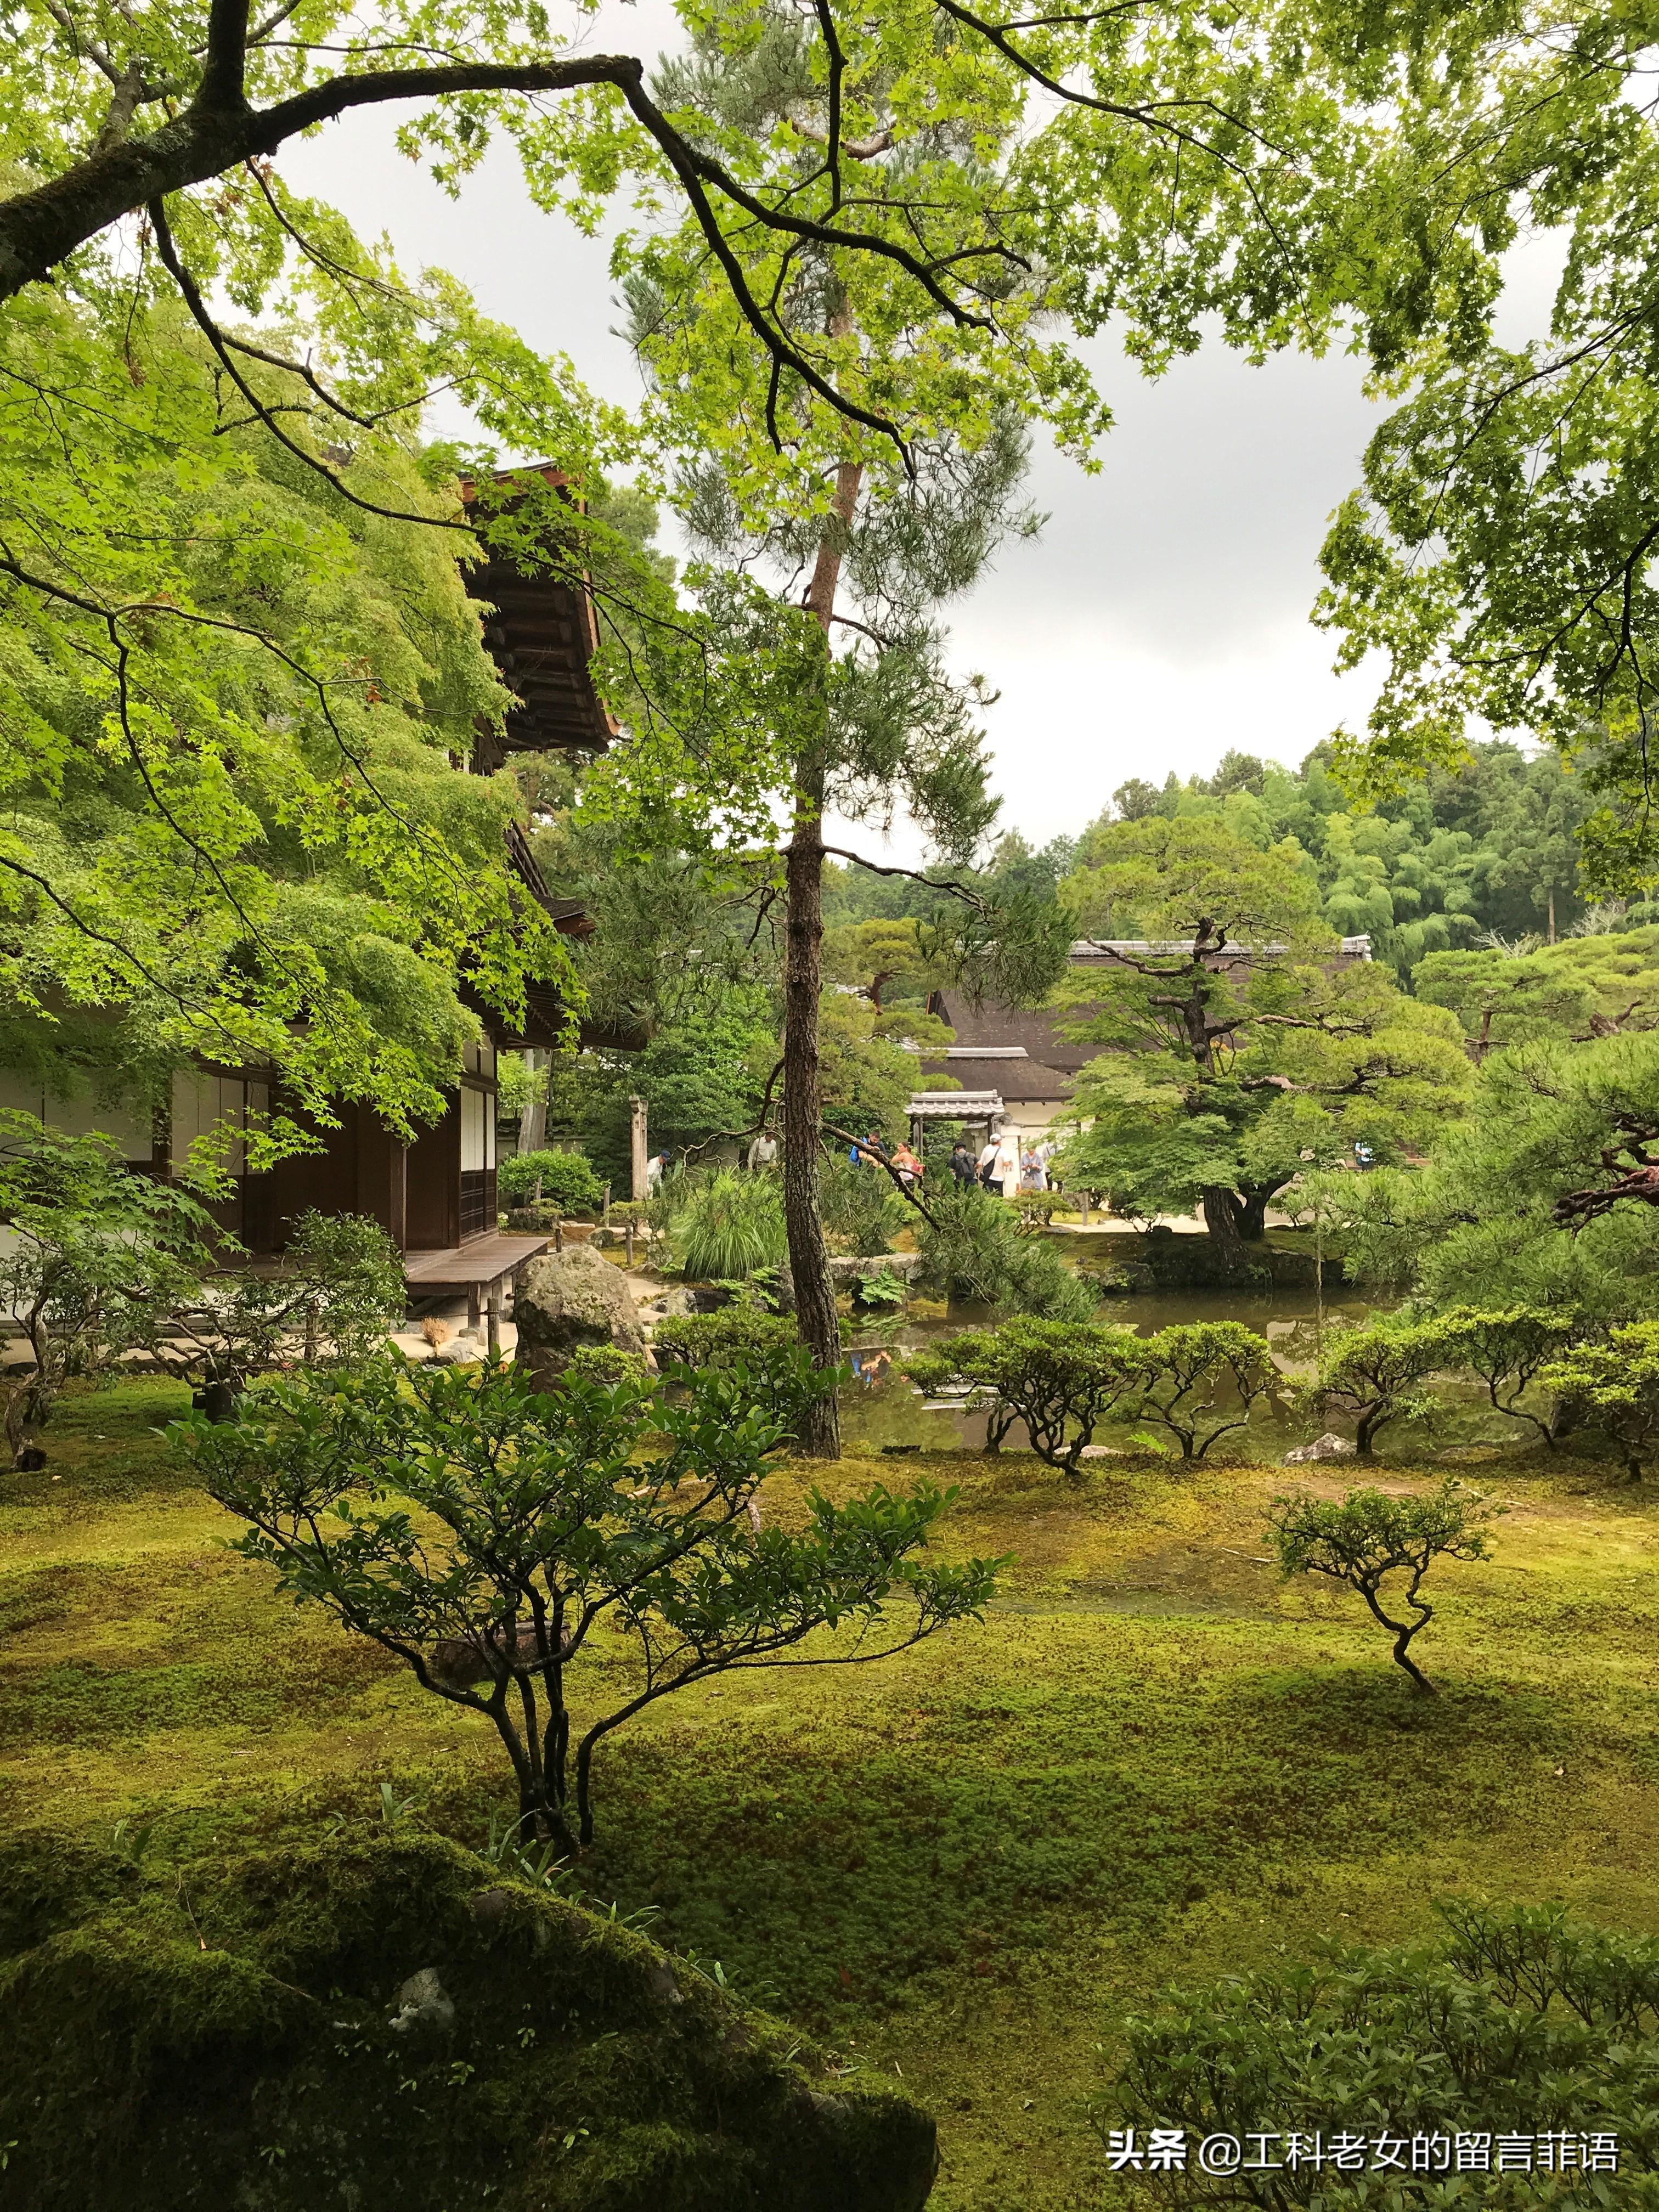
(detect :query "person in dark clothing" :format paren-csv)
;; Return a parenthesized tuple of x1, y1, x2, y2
(949, 1141, 977, 1188)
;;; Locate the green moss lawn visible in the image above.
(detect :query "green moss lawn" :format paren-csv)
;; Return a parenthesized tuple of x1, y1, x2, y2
(5, 1378, 1659, 2209)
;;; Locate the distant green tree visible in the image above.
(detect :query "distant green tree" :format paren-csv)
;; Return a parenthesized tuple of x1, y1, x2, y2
(574, 1000, 777, 1187)
(1057, 822, 1470, 1267)
(1414, 950, 1599, 1057)
(1324, 1034, 1659, 1322)
(1267, 1479, 1493, 1695)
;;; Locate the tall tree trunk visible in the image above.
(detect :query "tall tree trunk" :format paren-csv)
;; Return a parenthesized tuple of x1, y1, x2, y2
(781, 458, 864, 1458)
(518, 1047, 548, 1153)
(1548, 885, 1557, 944)
(1199, 1186, 1253, 1278)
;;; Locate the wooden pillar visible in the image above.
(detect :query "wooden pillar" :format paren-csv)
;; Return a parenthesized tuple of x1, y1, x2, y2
(630, 1096, 648, 1201)
(486, 1280, 503, 1357)
(466, 1282, 481, 1333)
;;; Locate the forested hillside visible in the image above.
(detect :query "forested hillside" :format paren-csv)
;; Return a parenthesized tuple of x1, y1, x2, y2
(821, 741, 1606, 983)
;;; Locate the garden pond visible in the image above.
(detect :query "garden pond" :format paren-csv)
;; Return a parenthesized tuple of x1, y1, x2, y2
(836, 1280, 1536, 1459)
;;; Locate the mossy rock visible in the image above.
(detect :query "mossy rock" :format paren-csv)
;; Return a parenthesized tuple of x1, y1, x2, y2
(0, 1831, 936, 2211)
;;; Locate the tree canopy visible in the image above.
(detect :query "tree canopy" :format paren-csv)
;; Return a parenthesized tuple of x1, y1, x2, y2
(1052, 822, 1471, 1255)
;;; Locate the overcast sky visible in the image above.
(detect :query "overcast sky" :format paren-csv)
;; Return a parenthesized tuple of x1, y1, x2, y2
(284, 48, 1559, 862)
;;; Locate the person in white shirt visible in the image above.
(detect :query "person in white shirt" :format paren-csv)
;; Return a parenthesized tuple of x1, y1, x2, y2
(747, 1131, 778, 1170)
(992, 1125, 1021, 1199)
(975, 1137, 1000, 1190)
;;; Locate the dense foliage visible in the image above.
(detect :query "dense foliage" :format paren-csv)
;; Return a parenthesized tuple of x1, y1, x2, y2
(914, 1186, 1099, 1322)
(1102, 1901, 1659, 2207)
(496, 1149, 605, 1216)
(1322, 1033, 1659, 1322)
(1052, 821, 1470, 1259)
(0, 1109, 212, 1464)
(1541, 1324, 1659, 1483)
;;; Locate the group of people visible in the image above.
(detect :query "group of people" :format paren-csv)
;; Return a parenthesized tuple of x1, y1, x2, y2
(948, 1125, 1056, 1200)
(651, 1120, 1056, 1204)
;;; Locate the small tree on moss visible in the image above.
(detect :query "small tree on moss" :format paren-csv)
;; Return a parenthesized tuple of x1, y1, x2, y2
(176, 1353, 997, 1851)
(155, 1211, 405, 1414)
(905, 1319, 1146, 1476)
(1541, 1322, 1659, 1481)
(1136, 1323, 1278, 1460)
(1437, 1304, 1584, 1448)
(1307, 1316, 1467, 1457)
(1266, 1479, 1493, 1695)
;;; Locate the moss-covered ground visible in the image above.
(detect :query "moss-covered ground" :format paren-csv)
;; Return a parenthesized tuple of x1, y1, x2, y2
(4, 1378, 1659, 2209)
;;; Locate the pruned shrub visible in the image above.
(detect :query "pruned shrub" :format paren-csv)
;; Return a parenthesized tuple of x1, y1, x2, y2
(1542, 1320, 1659, 1480)
(1266, 1477, 1494, 1694)
(652, 1307, 817, 1433)
(1306, 1316, 1468, 1457)
(905, 1318, 1147, 1476)
(1097, 1900, 1659, 2205)
(1136, 1322, 1278, 1459)
(497, 1149, 605, 1216)
(557, 1343, 651, 1388)
(652, 1308, 800, 1369)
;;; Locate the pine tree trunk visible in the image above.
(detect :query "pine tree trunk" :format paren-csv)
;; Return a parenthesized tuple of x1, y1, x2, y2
(781, 457, 864, 1459)
(782, 762, 840, 1457)
(1548, 885, 1556, 944)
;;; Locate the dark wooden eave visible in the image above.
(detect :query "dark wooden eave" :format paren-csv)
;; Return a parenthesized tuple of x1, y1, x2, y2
(462, 465, 618, 765)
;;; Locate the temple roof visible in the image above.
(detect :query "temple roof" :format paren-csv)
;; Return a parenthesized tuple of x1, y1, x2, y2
(462, 466, 617, 764)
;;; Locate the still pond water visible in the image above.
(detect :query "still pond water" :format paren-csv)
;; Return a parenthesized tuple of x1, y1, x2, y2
(837, 1285, 1386, 1457)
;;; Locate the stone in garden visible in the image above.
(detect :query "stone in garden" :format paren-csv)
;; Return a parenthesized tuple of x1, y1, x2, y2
(431, 1331, 482, 1365)
(515, 1244, 650, 1385)
(389, 1967, 455, 2035)
(1283, 1432, 1357, 1463)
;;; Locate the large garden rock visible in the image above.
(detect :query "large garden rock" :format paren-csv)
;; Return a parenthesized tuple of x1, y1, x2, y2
(0, 1831, 939, 2212)
(514, 1243, 650, 1384)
